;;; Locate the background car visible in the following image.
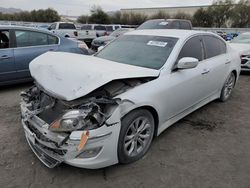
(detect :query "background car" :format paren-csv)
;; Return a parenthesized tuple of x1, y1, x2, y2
(137, 19, 192, 30)
(81, 24, 107, 37)
(0, 26, 89, 86)
(105, 25, 122, 35)
(48, 22, 78, 38)
(230, 32, 250, 71)
(91, 28, 134, 51)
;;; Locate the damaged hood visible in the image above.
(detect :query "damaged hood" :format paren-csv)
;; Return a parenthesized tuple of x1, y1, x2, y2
(29, 52, 160, 101)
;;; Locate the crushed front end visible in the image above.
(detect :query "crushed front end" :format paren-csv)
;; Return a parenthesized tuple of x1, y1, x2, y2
(20, 85, 122, 169)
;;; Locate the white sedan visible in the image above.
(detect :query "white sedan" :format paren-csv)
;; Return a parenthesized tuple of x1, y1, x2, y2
(230, 32, 250, 71)
(20, 29, 241, 169)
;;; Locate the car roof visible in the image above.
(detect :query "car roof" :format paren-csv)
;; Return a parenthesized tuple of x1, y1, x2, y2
(124, 29, 213, 39)
(0, 25, 58, 36)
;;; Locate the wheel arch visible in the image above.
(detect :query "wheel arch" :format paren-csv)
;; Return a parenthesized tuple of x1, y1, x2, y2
(121, 105, 159, 137)
(231, 70, 238, 87)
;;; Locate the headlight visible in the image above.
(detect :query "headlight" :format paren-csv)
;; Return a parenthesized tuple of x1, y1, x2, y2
(49, 109, 104, 132)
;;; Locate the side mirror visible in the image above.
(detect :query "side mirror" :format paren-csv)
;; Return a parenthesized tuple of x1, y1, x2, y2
(177, 57, 199, 69)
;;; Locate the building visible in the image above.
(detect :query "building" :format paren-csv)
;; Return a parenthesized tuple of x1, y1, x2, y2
(121, 5, 210, 17)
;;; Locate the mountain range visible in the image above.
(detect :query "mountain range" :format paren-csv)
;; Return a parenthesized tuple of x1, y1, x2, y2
(0, 7, 22, 14)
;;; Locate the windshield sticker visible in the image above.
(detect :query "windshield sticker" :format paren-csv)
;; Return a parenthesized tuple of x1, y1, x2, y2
(147, 41, 168, 47)
(159, 22, 168, 25)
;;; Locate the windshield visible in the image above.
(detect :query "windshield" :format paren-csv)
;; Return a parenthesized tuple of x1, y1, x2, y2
(231, 34, 250, 44)
(106, 26, 113, 31)
(59, 23, 76, 29)
(137, 20, 170, 30)
(81, 25, 92, 30)
(96, 35, 178, 70)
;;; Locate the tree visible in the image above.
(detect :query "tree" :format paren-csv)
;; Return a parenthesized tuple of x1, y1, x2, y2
(208, 0, 234, 27)
(110, 11, 122, 24)
(0, 8, 60, 22)
(129, 13, 147, 25)
(172, 12, 192, 20)
(231, 0, 250, 27)
(77, 15, 89, 24)
(88, 6, 110, 24)
(150, 11, 170, 19)
(192, 8, 213, 27)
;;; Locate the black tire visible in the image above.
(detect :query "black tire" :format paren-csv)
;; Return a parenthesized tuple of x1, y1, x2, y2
(118, 109, 155, 164)
(219, 72, 236, 102)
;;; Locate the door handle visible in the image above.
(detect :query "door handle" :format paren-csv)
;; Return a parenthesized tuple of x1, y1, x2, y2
(201, 69, 210, 75)
(225, 61, 231, 64)
(0, 55, 10, 60)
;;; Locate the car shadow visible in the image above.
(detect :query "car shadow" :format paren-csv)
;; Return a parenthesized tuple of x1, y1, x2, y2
(0, 82, 33, 92)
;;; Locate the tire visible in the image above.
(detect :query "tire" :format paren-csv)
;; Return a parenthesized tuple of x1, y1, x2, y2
(219, 72, 236, 102)
(118, 109, 155, 164)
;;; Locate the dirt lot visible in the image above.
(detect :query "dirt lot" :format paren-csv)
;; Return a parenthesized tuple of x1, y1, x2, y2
(0, 73, 250, 188)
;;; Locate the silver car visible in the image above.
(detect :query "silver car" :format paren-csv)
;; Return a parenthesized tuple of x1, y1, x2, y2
(20, 30, 241, 169)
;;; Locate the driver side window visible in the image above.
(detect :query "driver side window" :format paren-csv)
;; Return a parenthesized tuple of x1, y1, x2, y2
(178, 36, 204, 61)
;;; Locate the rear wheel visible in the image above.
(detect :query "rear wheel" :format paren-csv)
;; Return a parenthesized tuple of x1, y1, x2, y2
(118, 109, 155, 164)
(220, 72, 236, 102)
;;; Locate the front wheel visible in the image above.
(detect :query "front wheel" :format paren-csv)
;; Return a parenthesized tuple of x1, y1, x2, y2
(118, 109, 155, 164)
(219, 72, 236, 102)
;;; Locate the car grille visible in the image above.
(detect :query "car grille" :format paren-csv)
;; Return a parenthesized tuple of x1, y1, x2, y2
(27, 138, 61, 168)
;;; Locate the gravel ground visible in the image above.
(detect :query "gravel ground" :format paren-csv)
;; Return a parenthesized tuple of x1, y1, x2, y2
(0, 73, 249, 188)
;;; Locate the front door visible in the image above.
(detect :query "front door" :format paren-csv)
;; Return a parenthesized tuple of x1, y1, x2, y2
(0, 30, 15, 83)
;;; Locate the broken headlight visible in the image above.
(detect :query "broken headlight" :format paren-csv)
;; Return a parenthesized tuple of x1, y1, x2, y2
(49, 109, 105, 132)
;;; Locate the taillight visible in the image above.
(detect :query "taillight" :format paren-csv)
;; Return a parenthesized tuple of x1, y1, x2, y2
(74, 31, 78, 37)
(104, 31, 108, 36)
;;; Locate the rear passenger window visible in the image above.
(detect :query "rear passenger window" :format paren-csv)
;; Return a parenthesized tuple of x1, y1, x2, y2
(203, 36, 227, 59)
(15, 31, 49, 47)
(94, 26, 106, 31)
(178, 36, 203, 61)
(48, 35, 59, 45)
(59, 23, 76, 30)
(106, 26, 113, 31)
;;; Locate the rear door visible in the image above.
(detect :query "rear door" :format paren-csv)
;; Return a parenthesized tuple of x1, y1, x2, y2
(201, 35, 229, 95)
(0, 29, 15, 83)
(13, 30, 59, 79)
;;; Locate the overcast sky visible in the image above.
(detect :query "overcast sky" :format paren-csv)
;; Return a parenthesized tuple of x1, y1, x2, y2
(1, 0, 214, 16)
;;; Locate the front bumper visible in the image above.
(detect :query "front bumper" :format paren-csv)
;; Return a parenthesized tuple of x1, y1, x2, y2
(241, 56, 250, 70)
(21, 102, 121, 169)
